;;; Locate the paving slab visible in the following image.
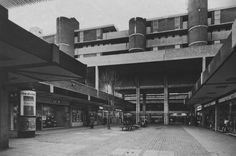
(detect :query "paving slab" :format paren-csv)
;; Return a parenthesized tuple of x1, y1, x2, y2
(1, 126, 236, 156)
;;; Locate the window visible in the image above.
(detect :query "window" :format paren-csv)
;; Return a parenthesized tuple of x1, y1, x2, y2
(214, 10, 221, 24)
(79, 31, 84, 42)
(96, 29, 102, 39)
(153, 46, 158, 51)
(174, 17, 181, 29)
(152, 20, 158, 32)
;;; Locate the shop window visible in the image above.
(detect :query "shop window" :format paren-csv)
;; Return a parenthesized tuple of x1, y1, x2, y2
(72, 107, 82, 122)
(41, 105, 67, 128)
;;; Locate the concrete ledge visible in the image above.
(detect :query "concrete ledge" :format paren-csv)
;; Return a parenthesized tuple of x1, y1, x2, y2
(78, 44, 221, 67)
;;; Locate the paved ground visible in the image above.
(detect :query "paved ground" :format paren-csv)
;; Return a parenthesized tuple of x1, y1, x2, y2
(0, 125, 236, 156)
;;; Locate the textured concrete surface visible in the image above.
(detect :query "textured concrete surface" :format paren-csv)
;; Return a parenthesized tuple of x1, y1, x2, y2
(0, 125, 236, 156)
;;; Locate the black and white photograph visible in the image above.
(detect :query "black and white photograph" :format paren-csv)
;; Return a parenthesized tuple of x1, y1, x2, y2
(0, 0, 236, 155)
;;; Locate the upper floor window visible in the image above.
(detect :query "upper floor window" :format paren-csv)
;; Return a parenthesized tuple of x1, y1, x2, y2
(79, 32, 84, 42)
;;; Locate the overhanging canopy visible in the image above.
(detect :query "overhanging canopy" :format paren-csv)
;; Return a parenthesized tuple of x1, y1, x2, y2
(0, 14, 86, 84)
(186, 21, 236, 105)
(0, 0, 49, 8)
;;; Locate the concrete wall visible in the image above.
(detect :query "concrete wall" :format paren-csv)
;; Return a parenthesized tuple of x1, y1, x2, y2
(75, 43, 129, 55)
(103, 30, 128, 40)
(56, 17, 79, 57)
(129, 17, 146, 52)
(147, 35, 188, 47)
(188, 0, 208, 46)
(0, 5, 8, 19)
(43, 35, 55, 44)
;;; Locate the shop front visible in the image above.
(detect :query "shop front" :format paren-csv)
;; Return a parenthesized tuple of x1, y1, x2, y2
(36, 103, 70, 130)
(169, 112, 187, 125)
(197, 93, 236, 133)
(36, 95, 70, 130)
(71, 106, 84, 127)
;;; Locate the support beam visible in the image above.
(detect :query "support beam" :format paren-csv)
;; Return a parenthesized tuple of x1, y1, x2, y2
(202, 108, 206, 127)
(229, 102, 232, 121)
(202, 57, 206, 72)
(163, 76, 169, 125)
(95, 66, 99, 97)
(136, 79, 140, 124)
(215, 101, 219, 131)
(142, 93, 146, 115)
(0, 72, 9, 149)
(201, 57, 207, 84)
(95, 66, 99, 90)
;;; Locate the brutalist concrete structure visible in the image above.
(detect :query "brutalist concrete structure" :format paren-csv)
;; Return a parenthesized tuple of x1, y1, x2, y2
(129, 17, 146, 52)
(56, 17, 79, 57)
(41, 0, 236, 126)
(188, 0, 208, 46)
(73, 0, 236, 126)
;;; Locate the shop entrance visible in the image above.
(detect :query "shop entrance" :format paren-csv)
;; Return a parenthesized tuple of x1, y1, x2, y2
(36, 104, 69, 130)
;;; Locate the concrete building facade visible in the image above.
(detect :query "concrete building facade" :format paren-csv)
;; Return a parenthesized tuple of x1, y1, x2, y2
(71, 2, 236, 125)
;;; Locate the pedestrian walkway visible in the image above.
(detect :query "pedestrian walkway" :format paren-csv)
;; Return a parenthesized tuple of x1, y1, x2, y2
(0, 125, 236, 156)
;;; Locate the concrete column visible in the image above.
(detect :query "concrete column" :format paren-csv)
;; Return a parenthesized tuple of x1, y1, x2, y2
(136, 80, 140, 124)
(95, 66, 99, 91)
(142, 94, 146, 116)
(49, 84, 54, 93)
(229, 102, 232, 121)
(0, 72, 9, 149)
(202, 57, 206, 72)
(164, 76, 169, 125)
(202, 108, 206, 127)
(215, 101, 219, 131)
(56, 17, 79, 57)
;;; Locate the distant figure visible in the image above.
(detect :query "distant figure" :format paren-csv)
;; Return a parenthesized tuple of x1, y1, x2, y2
(89, 115, 95, 129)
(103, 117, 107, 125)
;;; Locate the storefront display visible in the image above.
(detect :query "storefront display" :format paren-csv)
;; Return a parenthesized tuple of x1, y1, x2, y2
(40, 104, 68, 129)
(71, 107, 83, 127)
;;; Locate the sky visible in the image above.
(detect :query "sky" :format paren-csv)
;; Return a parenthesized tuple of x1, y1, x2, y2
(8, 0, 236, 35)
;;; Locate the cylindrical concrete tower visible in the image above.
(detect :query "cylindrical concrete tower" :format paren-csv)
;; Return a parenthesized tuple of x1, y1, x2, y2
(129, 17, 146, 52)
(188, 0, 208, 46)
(56, 17, 79, 57)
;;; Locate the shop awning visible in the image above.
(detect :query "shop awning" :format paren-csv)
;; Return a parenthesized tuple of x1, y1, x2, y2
(0, 16, 86, 84)
(186, 21, 236, 105)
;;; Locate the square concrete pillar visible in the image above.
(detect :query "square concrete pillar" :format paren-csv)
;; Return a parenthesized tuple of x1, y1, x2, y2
(95, 66, 99, 90)
(232, 20, 236, 48)
(201, 108, 206, 127)
(164, 76, 169, 125)
(142, 94, 146, 115)
(215, 101, 219, 131)
(0, 72, 9, 149)
(202, 57, 206, 72)
(136, 80, 140, 124)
